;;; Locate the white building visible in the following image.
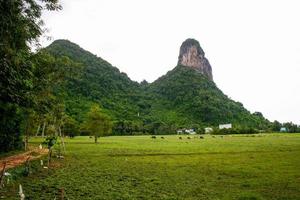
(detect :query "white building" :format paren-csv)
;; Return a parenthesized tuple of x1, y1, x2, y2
(185, 129, 196, 135)
(205, 127, 213, 134)
(177, 129, 196, 134)
(280, 127, 287, 132)
(219, 124, 232, 129)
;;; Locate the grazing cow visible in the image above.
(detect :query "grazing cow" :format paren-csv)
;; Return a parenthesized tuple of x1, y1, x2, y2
(161, 137, 164, 139)
(200, 136, 204, 139)
(179, 137, 182, 139)
(151, 136, 156, 139)
(187, 137, 191, 139)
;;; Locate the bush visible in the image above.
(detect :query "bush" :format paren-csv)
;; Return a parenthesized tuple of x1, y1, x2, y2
(212, 127, 258, 135)
(196, 128, 205, 134)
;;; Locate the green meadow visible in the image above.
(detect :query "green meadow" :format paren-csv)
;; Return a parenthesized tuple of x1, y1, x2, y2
(2, 133, 300, 200)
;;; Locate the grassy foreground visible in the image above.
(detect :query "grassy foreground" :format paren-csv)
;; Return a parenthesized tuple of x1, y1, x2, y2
(2, 134, 300, 199)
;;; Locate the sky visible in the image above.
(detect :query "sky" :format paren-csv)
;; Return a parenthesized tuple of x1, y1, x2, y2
(41, 0, 300, 124)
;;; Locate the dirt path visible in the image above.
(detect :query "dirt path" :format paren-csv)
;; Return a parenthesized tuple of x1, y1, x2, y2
(0, 147, 48, 170)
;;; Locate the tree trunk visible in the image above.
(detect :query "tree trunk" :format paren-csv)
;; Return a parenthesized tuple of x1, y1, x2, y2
(47, 148, 52, 167)
(42, 122, 46, 137)
(35, 124, 40, 136)
(59, 127, 66, 153)
(54, 117, 58, 136)
(24, 118, 29, 151)
(24, 135, 29, 151)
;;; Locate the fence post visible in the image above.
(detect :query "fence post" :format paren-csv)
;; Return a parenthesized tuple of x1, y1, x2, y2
(19, 184, 25, 200)
(60, 188, 65, 200)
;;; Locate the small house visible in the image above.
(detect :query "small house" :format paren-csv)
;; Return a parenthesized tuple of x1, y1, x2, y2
(280, 127, 287, 132)
(205, 127, 213, 134)
(186, 129, 196, 135)
(219, 123, 232, 129)
(177, 129, 196, 134)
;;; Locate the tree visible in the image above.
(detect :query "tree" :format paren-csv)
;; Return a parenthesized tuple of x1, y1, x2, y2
(272, 120, 282, 132)
(0, 0, 61, 152)
(0, 0, 61, 105)
(84, 105, 112, 143)
(63, 115, 79, 138)
(283, 122, 298, 133)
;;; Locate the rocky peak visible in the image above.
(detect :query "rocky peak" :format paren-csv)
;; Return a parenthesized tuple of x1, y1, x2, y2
(178, 38, 213, 81)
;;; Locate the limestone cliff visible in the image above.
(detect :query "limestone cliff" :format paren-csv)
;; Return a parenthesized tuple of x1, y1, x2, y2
(178, 38, 213, 81)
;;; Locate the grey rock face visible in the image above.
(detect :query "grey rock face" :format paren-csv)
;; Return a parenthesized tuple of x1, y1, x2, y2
(178, 39, 213, 81)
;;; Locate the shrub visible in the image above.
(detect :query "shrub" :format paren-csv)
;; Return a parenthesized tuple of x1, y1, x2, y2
(212, 127, 258, 135)
(196, 128, 205, 134)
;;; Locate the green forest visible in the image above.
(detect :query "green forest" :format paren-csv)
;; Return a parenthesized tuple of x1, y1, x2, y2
(1, 0, 299, 152)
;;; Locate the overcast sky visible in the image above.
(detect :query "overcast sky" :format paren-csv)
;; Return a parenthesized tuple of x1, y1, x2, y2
(41, 0, 300, 124)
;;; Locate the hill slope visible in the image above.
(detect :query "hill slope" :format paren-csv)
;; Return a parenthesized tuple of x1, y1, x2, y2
(147, 65, 269, 128)
(46, 40, 143, 122)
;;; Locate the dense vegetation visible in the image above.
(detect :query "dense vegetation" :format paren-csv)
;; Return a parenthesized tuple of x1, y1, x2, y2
(147, 65, 270, 128)
(45, 40, 143, 123)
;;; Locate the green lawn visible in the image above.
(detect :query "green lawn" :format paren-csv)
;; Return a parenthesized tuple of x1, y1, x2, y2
(2, 134, 300, 199)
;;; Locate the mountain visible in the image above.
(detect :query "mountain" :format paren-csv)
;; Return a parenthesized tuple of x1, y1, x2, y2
(147, 65, 266, 127)
(178, 39, 213, 81)
(46, 40, 143, 123)
(147, 39, 269, 129)
(45, 39, 270, 134)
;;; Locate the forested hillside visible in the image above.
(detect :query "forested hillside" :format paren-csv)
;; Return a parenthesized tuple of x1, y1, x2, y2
(46, 40, 143, 123)
(44, 40, 272, 135)
(147, 65, 270, 129)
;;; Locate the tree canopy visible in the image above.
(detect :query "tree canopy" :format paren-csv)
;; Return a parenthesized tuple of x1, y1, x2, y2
(83, 105, 112, 143)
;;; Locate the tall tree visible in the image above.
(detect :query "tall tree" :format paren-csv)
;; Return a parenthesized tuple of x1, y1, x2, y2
(272, 120, 282, 132)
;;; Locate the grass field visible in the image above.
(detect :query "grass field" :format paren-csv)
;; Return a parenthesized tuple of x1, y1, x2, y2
(2, 134, 300, 199)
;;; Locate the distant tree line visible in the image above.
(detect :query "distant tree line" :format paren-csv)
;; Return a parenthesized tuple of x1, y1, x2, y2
(271, 121, 300, 133)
